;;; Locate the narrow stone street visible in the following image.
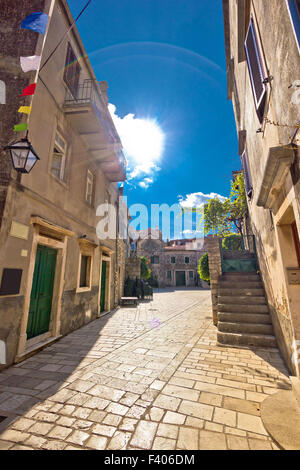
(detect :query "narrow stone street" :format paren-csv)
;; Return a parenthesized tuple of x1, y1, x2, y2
(0, 289, 291, 450)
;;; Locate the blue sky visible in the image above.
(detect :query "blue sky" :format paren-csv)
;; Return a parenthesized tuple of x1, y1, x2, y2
(68, 0, 239, 239)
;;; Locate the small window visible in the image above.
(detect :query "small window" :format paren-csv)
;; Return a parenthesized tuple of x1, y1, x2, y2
(166, 271, 172, 279)
(51, 131, 67, 180)
(241, 150, 253, 199)
(189, 271, 194, 279)
(245, 18, 267, 122)
(171, 256, 176, 264)
(185, 257, 190, 264)
(287, 0, 300, 53)
(151, 256, 159, 264)
(79, 254, 91, 288)
(64, 43, 81, 97)
(86, 170, 94, 205)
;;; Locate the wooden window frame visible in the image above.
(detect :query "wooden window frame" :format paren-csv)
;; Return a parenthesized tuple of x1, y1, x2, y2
(86, 170, 94, 205)
(64, 43, 81, 98)
(241, 149, 253, 199)
(51, 131, 67, 181)
(185, 257, 190, 264)
(286, 0, 300, 54)
(77, 250, 93, 293)
(171, 256, 176, 264)
(244, 18, 267, 123)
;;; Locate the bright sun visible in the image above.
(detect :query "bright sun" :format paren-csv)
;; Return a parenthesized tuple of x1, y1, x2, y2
(108, 105, 165, 165)
(122, 118, 165, 164)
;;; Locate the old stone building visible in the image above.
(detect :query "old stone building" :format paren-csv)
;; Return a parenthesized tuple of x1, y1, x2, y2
(0, 0, 127, 368)
(223, 0, 300, 378)
(134, 229, 207, 288)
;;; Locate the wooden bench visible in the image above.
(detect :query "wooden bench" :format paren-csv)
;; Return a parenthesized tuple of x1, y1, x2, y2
(121, 297, 138, 306)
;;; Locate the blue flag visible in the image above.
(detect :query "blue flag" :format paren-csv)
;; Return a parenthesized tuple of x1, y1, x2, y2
(21, 12, 48, 35)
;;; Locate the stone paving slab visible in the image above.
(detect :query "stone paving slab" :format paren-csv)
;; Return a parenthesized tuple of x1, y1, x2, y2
(0, 289, 291, 450)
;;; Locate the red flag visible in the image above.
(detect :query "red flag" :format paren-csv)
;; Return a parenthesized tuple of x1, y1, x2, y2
(19, 83, 36, 97)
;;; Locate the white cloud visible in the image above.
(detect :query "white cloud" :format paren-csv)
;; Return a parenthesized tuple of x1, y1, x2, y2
(178, 191, 226, 209)
(139, 177, 153, 189)
(108, 103, 164, 188)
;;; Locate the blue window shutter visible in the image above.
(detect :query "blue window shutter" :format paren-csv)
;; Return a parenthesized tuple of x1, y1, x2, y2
(241, 150, 253, 199)
(287, 0, 300, 52)
(244, 19, 267, 121)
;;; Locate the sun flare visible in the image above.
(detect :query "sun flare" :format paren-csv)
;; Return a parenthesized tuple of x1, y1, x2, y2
(109, 104, 165, 165)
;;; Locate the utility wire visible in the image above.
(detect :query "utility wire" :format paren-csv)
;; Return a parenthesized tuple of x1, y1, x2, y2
(39, 0, 92, 73)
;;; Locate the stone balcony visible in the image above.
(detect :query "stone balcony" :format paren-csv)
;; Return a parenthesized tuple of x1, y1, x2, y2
(63, 80, 126, 182)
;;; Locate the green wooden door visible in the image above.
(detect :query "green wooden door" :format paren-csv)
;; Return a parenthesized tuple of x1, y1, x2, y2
(27, 245, 57, 339)
(176, 271, 186, 286)
(100, 261, 107, 312)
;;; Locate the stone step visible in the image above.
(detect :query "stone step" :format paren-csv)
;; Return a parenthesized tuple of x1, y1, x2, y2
(218, 295, 267, 305)
(219, 281, 264, 289)
(218, 288, 265, 296)
(217, 331, 277, 348)
(223, 251, 256, 259)
(218, 303, 269, 313)
(221, 273, 260, 282)
(218, 312, 272, 324)
(218, 321, 274, 335)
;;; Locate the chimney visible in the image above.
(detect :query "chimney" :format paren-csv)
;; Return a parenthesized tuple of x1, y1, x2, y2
(99, 81, 109, 106)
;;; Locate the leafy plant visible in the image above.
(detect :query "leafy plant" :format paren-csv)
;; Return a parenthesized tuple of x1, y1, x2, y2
(203, 198, 231, 237)
(203, 173, 248, 237)
(222, 233, 242, 251)
(140, 256, 151, 281)
(198, 252, 210, 282)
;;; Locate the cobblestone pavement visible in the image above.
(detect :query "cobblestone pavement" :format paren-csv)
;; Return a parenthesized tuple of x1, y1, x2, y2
(0, 289, 291, 450)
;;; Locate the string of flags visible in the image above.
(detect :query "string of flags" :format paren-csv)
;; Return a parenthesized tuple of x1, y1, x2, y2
(14, 12, 49, 132)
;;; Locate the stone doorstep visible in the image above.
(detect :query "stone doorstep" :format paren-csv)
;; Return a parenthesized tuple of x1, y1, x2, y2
(290, 376, 300, 407)
(260, 389, 300, 450)
(14, 336, 63, 364)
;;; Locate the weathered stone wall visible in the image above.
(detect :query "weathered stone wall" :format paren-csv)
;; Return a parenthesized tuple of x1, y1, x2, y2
(125, 257, 141, 280)
(206, 236, 222, 326)
(0, 0, 50, 227)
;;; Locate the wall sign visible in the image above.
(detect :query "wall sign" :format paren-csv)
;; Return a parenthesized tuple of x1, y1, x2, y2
(287, 268, 300, 285)
(10, 221, 29, 240)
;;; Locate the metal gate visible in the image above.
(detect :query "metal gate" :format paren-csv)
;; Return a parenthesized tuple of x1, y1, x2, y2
(221, 235, 258, 273)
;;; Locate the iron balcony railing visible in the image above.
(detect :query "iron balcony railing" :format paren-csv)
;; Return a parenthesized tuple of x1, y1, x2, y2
(65, 79, 98, 105)
(64, 79, 114, 142)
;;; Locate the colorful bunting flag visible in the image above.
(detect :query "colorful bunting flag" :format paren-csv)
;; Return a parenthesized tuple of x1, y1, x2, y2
(18, 106, 32, 115)
(20, 55, 41, 73)
(14, 123, 28, 132)
(21, 12, 48, 35)
(19, 83, 36, 97)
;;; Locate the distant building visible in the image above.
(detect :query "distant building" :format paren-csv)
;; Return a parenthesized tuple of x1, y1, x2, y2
(135, 230, 207, 287)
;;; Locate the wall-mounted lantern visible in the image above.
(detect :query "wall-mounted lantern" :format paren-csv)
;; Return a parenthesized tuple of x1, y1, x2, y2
(5, 136, 40, 174)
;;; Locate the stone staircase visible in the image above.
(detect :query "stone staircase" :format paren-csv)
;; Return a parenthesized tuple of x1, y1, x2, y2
(217, 272, 276, 348)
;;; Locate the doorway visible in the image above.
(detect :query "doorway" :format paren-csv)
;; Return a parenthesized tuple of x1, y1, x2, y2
(100, 260, 107, 312)
(176, 271, 186, 287)
(26, 245, 57, 339)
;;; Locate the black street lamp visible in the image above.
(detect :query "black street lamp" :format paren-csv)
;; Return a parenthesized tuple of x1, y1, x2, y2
(5, 135, 40, 174)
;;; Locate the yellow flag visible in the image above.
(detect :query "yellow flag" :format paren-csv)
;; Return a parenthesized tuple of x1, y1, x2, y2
(18, 106, 32, 115)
